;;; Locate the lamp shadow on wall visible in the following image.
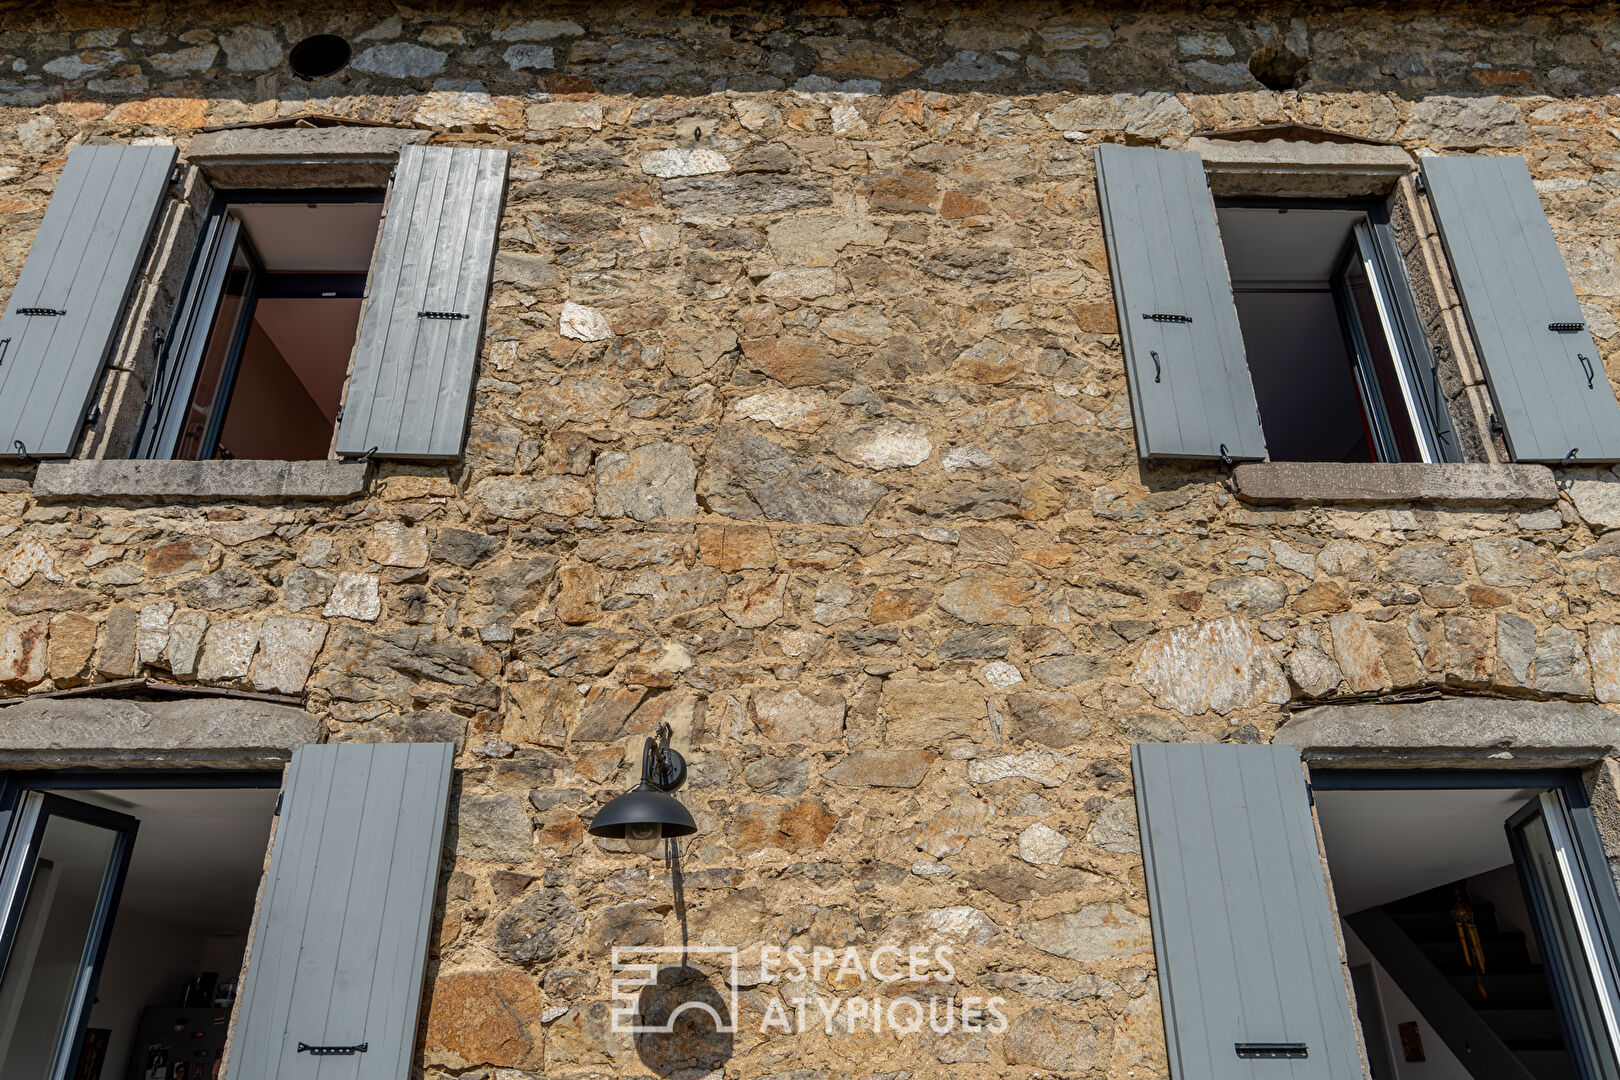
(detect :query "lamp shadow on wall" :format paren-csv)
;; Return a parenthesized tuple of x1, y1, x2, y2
(632, 839, 734, 1078)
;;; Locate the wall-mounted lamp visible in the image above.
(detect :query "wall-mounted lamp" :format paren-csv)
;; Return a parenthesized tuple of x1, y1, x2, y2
(587, 722, 696, 855)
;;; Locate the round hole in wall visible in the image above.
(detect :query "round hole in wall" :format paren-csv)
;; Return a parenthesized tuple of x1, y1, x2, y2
(288, 34, 351, 80)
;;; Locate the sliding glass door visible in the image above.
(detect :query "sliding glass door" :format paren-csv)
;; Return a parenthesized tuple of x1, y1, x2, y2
(0, 793, 138, 1080)
(1510, 791, 1620, 1080)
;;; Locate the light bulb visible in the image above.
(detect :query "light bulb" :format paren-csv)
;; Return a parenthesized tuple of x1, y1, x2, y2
(624, 821, 662, 854)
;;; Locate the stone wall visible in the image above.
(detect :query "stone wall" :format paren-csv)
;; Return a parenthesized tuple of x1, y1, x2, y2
(5, 2, 1620, 1077)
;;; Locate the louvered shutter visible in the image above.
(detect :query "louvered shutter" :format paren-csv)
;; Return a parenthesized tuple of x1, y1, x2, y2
(1095, 144, 1267, 461)
(227, 742, 454, 1080)
(1422, 154, 1620, 462)
(1132, 743, 1361, 1079)
(0, 144, 175, 458)
(335, 145, 507, 461)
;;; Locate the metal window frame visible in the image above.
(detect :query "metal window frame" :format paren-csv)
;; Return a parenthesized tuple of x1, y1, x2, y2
(1217, 195, 1459, 464)
(0, 769, 281, 1080)
(133, 188, 383, 461)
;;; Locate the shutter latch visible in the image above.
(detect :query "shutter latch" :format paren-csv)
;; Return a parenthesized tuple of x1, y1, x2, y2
(418, 310, 469, 320)
(16, 307, 65, 317)
(297, 1043, 367, 1056)
(1235, 1043, 1308, 1060)
(1550, 322, 1586, 333)
(1143, 312, 1192, 324)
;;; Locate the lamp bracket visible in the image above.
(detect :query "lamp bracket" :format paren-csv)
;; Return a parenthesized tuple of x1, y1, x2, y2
(641, 721, 687, 793)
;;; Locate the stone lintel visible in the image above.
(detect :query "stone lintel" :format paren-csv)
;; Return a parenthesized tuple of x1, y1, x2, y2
(1232, 462, 1556, 506)
(0, 696, 321, 767)
(34, 459, 369, 501)
(1189, 136, 1417, 197)
(1277, 697, 1620, 766)
(185, 126, 429, 187)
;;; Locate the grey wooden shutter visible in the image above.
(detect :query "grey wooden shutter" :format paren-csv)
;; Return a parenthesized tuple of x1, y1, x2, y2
(1095, 144, 1267, 461)
(0, 144, 175, 459)
(1422, 154, 1620, 462)
(227, 741, 455, 1080)
(335, 145, 507, 461)
(1132, 743, 1360, 1079)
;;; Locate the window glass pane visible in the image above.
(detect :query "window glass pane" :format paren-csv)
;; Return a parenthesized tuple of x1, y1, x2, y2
(1340, 253, 1423, 463)
(0, 816, 120, 1078)
(174, 246, 251, 462)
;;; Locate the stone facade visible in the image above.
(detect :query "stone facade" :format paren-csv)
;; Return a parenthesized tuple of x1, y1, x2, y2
(4, 2, 1620, 1077)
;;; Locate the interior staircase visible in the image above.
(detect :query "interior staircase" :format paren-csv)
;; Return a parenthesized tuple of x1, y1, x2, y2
(1354, 883, 1572, 1080)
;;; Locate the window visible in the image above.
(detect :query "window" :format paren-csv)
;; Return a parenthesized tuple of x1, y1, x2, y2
(1131, 744, 1620, 1080)
(134, 193, 380, 459)
(136, 193, 382, 461)
(0, 742, 454, 1080)
(1095, 144, 1620, 465)
(0, 142, 508, 467)
(1216, 202, 1446, 464)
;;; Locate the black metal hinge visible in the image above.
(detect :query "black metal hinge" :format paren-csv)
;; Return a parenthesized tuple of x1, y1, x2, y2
(16, 307, 65, 317)
(1551, 321, 1586, 333)
(418, 310, 469, 320)
(297, 1043, 367, 1057)
(273, 790, 283, 816)
(1236, 1043, 1308, 1060)
(1143, 312, 1193, 324)
(84, 405, 100, 428)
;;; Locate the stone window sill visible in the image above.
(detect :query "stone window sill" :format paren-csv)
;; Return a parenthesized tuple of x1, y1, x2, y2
(32, 460, 370, 501)
(1231, 462, 1557, 506)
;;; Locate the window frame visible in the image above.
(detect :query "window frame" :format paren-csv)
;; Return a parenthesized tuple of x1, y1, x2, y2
(131, 187, 384, 463)
(1217, 194, 1458, 465)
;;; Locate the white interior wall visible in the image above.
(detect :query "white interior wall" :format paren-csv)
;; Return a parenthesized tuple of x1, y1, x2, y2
(1345, 924, 1476, 1080)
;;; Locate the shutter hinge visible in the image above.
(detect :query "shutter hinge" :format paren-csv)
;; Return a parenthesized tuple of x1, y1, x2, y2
(1550, 321, 1586, 333)
(84, 405, 100, 429)
(1489, 412, 1504, 436)
(1143, 312, 1192, 324)
(169, 165, 183, 186)
(297, 1043, 367, 1057)
(273, 790, 283, 816)
(417, 310, 469, 320)
(1561, 448, 1581, 469)
(334, 405, 344, 423)
(1236, 1043, 1308, 1060)
(16, 307, 65, 317)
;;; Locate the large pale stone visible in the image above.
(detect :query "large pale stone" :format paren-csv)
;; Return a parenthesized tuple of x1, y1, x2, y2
(1329, 613, 1390, 692)
(1400, 95, 1530, 148)
(1568, 473, 1620, 531)
(0, 537, 54, 587)
(220, 26, 278, 72)
(1473, 537, 1553, 587)
(823, 749, 937, 787)
(640, 147, 730, 178)
(1132, 616, 1288, 716)
(753, 686, 846, 741)
(1086, 798, 1140, 854)
(728, 798, 838, 852)
(1025, 904, 1152, 961)
(915, 789, 995, 857)
(48, 612, 96, 683)
(595, 443, 697, 521)
(938, 574, 1035, 625)
(458, 793, 534, 863)
(833, 421, 933, 469)
(249, 617, 327, 694)
(758, 267, 839, 300)
(1112, 984, 1169, 1075)
(1018, 822, 1069, 866)
(323, 572, 382, 621)
(1287, 645, 1343, 697)
(137, 602, 173, 666)
(1004, 1008, 1099, 1071)
(967, 749, 1076, 788)
(1592, 624, 1620, 703)
(1498, 614, 1537, 686)
(884, 679, 986, 743)
(702, 425, 886, 527)
(476, 476, 594, 519)
(351, 42, 446, 77)
(527, 100, 602, 130)
(558, 300, 612, 341)
(729, 388, 834, 432)
(765, 215, 888, 267)
(1045, 91, 1195, 137)
(366, 522, 429, 568)
(166, 611, 208, 677)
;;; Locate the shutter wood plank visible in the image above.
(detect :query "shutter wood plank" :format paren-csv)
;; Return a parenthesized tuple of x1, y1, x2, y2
(0, 144, 174, 458)
(1096, 144, 1267, 460)
(1422, 154, 1620, 461)
(1133, 743, 1360, 1079)
(335, 145, 506, 461)
(227, 742, 454, 1080)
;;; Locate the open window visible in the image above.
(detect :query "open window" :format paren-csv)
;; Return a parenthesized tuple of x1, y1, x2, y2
(0, 741, 454, 1080)
(1216, 202, 1448, 464)
(1131, 745, 1620, 1080)
(1318, 774, 1620, 1080)
(135, 193, 382, 461)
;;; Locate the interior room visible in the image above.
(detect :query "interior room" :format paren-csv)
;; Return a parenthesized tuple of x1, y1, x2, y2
(179, 200, 379, 461)
(1216, 204, 1423, 463)
(1316, 785, 1572, 1080)
(5, 786, 279, 1080)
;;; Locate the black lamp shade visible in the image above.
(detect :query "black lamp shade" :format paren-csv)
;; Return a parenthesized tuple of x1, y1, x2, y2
(588, 786, 697, 839)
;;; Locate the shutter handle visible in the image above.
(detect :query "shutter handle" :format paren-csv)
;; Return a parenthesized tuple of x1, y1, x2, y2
(1150, 349, 1162, 383)
(1579, 353, 1596, 390)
